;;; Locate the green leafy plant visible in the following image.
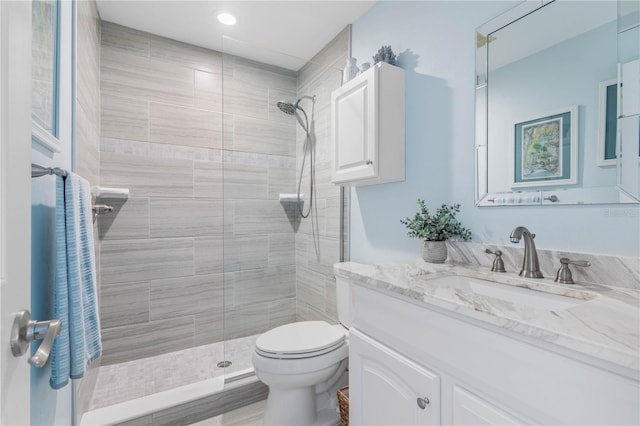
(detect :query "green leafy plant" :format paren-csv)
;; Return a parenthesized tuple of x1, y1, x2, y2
(400, 199, 472, 242)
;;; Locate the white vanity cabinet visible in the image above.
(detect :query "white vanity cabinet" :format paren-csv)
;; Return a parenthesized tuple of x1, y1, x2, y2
(349, 329, 440, 425)
(340, 277, 639, 426)
(331, 62, 405, 186)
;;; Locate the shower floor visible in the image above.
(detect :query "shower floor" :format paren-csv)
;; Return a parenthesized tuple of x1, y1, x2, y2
(89, 334, 259, 411)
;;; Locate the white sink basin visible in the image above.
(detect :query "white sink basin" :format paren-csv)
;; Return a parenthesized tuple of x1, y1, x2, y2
(426, 275, 595, 311)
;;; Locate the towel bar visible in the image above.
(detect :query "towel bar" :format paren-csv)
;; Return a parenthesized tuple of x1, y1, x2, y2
(31, 162, 67, 178)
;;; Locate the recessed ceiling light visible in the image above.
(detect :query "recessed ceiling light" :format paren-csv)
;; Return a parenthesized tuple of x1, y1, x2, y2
(217, 12, 237, 26)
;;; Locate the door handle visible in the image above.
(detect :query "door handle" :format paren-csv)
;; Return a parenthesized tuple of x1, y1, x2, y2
(10, 309, 61, 367)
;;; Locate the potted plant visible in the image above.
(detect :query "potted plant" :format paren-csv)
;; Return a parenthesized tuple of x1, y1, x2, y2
(400, 199, 472, 263)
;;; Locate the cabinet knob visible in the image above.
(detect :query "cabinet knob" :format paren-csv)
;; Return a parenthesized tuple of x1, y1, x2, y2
(366, 160, 373, 165)
(417, 397, 430, 409)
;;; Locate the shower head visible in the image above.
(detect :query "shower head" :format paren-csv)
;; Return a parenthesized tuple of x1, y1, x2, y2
(277, 101, 297, 116)
(276, 95, 316, 133)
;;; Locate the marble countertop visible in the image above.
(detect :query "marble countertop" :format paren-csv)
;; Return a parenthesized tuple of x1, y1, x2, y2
(334, 260, 640, 379)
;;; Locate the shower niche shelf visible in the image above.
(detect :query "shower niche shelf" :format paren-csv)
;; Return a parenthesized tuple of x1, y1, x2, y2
(331, 61, 405, 186)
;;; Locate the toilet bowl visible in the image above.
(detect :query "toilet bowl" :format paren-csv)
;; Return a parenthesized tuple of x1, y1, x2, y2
(252, 321, 349, 426)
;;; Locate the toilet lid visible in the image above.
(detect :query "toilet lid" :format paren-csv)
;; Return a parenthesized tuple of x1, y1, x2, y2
(255, 321, 346, 357)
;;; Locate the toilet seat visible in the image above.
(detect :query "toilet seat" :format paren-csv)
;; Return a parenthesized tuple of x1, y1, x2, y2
(255, 321, 346, 359)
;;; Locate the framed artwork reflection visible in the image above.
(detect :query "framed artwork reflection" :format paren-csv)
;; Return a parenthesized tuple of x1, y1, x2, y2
(512, 106, 577, 188)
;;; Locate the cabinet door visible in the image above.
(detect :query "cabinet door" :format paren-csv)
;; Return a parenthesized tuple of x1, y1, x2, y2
(452, 386, 527, 425)
(350, 329, 440, 426)
(331, 68, 377, 183)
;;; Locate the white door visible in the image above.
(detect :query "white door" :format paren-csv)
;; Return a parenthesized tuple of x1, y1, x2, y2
(0, 1, 33, 425)
(349, 329, 441, 426)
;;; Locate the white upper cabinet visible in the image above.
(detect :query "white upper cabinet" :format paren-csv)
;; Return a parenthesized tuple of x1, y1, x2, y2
(331, 62, 405, 186)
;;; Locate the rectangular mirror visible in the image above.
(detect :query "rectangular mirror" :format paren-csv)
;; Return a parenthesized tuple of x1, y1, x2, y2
(476, 0, 640, 206)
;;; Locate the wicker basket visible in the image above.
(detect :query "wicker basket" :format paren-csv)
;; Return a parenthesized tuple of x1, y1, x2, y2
(337, 385, 349, 426)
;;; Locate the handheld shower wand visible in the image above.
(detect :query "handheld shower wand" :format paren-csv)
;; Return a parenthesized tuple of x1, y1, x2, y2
(276, 95, 317, 218)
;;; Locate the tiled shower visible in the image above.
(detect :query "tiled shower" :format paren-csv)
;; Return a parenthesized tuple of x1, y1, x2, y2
(74, 1, 348, 419)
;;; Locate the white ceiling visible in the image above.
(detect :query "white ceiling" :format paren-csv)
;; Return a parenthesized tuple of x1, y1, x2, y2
(96, 0, 376, 71)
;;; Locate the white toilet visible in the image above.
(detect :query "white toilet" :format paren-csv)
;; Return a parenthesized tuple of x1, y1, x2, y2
(252, 283, 352, 426)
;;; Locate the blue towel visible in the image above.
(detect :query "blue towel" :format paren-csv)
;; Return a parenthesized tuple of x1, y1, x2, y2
(50, 172, 102, 389)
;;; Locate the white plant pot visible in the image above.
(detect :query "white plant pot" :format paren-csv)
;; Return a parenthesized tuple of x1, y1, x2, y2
(422, 240, 447, 263)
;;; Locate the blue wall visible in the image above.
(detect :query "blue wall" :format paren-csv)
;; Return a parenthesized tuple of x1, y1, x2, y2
(350, 1, 640, 262)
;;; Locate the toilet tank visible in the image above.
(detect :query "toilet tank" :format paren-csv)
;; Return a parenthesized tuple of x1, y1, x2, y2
(335, 276, 353, 328)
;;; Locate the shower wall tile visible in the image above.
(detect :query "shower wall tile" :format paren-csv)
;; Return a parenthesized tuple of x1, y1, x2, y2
(268, 163, 296, 199)
(149, 103, 222, 149)
(194, 236, 224, 275)
(223, 163, 269, 199)
(224, 200, 236, 235)
(76, 103, 101, 186)
(233, 116, 296, 156)
(149, 198, 223, 238)
(294, 28, 347, 325)
(223, 113, 235, 148)
(101, 94, 149, 141)
(77, 0, 101, 131)
(101, 47, 194, 107)
(98, 198, 150, 240)
(194, 70, 223, 111)
(312, 160, 341, 199)
(76, 1, 101, 418)
(296, 302, 338, 325)
(149, 274, 223, 321)
(101, 238, 194, 285)
(296, 265, 328, 313)
(268, 297, 297, 329)
(193, 160, 223, 199)
(224, 304, 270, 340)
(194, 310, 224, 347)
(223, 79, 269, 119)
(268, 234, 296, 266)
(297, 197, 327, 236)
(234, 200, 297, 235)
(150, 35, 222, 74)
(99, 22, 299, 364)
(100, 281, 150, 328)
(233, 56, 297, 90)
(101, 151, 193, 197)
(324, 196, 343, 240)
(101, 21, 150, 57)
(232, 265, 296, 307)
(101, 317, 194, 365)
(102, 138, 211, 162)
(223, 235, 269, 272)
(324, 279, 338, 320)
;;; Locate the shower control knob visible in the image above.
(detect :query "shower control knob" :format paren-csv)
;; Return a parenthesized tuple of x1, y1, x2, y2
(417, 396, 430, 409)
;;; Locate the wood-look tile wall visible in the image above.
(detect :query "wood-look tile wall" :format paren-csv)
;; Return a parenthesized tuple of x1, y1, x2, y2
(98, 21, 298, 365)
(295, 29, 349, 323)
(75, 0, 101, 419)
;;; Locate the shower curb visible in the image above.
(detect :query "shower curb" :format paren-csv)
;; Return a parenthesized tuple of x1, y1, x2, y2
(81, 375, 267, 426)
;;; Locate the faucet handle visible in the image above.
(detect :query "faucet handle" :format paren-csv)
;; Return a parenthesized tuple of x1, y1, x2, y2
(485, 249, 506, 273)
(555, 258, 591, 284)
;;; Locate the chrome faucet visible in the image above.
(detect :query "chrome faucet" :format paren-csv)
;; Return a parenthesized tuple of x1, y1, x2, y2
(509, 226, 543, 278)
